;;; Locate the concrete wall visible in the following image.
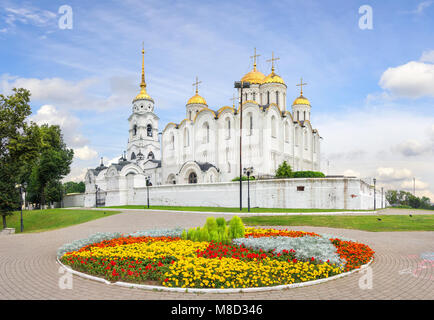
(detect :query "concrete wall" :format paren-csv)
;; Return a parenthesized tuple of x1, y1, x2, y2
(80, 177, 381, 210)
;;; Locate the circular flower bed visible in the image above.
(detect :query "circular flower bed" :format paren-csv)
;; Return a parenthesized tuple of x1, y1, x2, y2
(58, 225, 374, 290)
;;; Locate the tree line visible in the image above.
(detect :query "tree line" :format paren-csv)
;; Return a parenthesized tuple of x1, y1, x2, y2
(1, 88, 74, 228)
(385, 190, 433, 210)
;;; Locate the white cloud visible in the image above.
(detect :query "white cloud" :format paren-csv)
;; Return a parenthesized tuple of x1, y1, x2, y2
(392, 140, 428, 156)
(73, 145, 98, 161)
(343, 169, 360, 177)
(62, 166, 88, 183)
(4, 6, 57, 27)
(317, 105, 434, 200)
(414, 1, 433, 14)
(400, 178, 428, 190)
(29, 104, 89, 148)
(420, 50, 434, 63)
(376, 167, 413, 180)
(379, 61, 434, 98)
(1, 74, 138, 112)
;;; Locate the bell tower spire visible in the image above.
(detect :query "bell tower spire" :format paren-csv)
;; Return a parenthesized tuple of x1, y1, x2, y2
(133, 43, 153, 103)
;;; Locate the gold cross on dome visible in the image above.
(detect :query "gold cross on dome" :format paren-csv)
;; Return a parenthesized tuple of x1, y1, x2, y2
(266, 52, 280, 72)
(192, 76, 202, 94)
(296, 77, 307, 95)
(250, 48, 261, 68)
(230, 93, 238, 107)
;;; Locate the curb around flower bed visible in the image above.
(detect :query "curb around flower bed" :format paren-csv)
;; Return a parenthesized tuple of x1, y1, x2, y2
(56, 257, 373, 294)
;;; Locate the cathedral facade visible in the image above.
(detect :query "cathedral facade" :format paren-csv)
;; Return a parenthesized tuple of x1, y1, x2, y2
(85, 49, 321, 199)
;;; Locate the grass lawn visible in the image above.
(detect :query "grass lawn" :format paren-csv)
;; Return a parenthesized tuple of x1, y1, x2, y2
(4, 208, 121, 234)
(241, 215, 434, 232)
(104, 205, 371, 213)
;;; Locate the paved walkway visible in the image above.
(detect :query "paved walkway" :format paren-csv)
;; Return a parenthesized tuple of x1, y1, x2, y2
(0, 210, 433, 300)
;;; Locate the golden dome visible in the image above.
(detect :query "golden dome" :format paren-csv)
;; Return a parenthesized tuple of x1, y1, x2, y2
(263, 71, 285, 85)
(292, 95, 310, 106)
(187, 92, 207, 105)
(134, 85, 153, 102)
(241, 66, 266, 85)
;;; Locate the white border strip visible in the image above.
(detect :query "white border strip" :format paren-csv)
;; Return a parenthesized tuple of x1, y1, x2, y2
(56, 257, 373, 293)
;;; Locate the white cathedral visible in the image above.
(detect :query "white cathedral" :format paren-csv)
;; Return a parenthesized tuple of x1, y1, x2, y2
(85, 49, 321, 198)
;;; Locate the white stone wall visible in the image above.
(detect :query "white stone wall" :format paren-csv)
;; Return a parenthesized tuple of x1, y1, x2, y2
(114, 178, 379, 210)
(63, 193, 85, 207)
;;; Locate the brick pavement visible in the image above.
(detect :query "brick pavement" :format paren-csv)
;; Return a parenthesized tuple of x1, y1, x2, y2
(0, 210, 433, 300)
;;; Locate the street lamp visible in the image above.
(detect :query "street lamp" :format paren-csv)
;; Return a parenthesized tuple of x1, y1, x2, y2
(145, 175, 151, 209)
(373, 178, 376, 211)
(234, 80, 251, 211)
(15, 182, 27, 232)
(243, 167, 254, 212)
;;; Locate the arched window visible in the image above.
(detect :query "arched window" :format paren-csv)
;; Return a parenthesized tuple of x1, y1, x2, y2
(131, 152, 136, 160)
(303, 111, 306, 121)
(147, 124, 152, 137)
(189, 111, 192, 120)
(260, 93, 263, 104)
(147, 151, 155, 160)
(188, 172, 197, 184)
(271, 115, 276, 138)
(304, 130, 308, 149)
(248, 113, 253, 135)
(170, 134, 175, 150)
(297, 111, 300, 121)
(267, 91, 270, 104)
(184, 128, 190, 147)
(245, 93, 248, 101)
(284, 122, 289, 143)
(226, 118, 231, 139)
(295, 127, 299, 146)
(252, 92, 256, 101)
(276, 91, 279, 105)
(133, 124, 137, 136)
(202, 122, 210, 143)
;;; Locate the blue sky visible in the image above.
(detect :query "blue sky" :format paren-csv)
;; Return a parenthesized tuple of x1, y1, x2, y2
(1, 0, 434, 199)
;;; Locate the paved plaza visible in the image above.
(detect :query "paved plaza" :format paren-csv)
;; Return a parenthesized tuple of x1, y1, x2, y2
(0, 209, 433, 300)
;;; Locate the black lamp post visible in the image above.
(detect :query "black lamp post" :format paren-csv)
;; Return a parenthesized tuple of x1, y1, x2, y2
(373, 178, 376, 211)
(145, 175, 150, 209)
(95, 184, 99, 208)
(16, 182, 27, 232)
(234, 80, 251, 211)
(243, 167, 254, 212)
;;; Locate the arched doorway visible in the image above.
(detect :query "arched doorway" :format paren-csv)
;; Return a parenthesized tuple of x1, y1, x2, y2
(188, 172, 197, 184)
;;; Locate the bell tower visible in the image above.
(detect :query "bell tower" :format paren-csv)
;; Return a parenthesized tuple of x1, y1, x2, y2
(127, 45, 160, 162)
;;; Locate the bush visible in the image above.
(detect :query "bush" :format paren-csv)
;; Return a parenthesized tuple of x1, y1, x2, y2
(275, 161, 293, 178)
(275, 161, 325, 178)
(232, 176, 256, 181)
(183, 216, 244, 244)
(228, 216, 245, 239)
(292, 171, 325, 178)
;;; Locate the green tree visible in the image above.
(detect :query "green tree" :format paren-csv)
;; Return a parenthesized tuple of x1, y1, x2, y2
(27, 125, 74, 208)
(64, 181, 85, 194)
(0, 88, 41, 228)
(385, 190, 398, 206)
(275, 161, 293, 178)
